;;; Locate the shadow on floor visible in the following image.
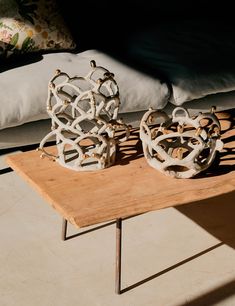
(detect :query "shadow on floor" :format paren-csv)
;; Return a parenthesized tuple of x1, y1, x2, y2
(121, 241, 224, 294)
(177, 279, 235, 306)
(121, 190, 235, 294)
(176, 190, 235, 249)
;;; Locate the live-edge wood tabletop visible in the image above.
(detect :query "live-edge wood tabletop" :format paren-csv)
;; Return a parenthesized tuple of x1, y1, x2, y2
(6, 111, 235, 229)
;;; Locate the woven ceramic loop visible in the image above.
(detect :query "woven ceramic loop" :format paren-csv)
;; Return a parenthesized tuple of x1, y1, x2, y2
(140, 106, 223, 178)
(38, 60, 130, 171)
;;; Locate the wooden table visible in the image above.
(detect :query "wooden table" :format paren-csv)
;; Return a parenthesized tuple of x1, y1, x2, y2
(6, 111, 235, 294)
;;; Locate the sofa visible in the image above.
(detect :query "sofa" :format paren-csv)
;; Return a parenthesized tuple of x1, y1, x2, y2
(1, 0, 235, 150)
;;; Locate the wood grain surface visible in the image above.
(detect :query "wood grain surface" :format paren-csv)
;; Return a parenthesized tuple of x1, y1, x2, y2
(6, 110, 235, 228)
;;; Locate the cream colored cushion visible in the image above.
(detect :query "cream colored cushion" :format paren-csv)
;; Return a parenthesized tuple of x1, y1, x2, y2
(0, 49, 170, 130)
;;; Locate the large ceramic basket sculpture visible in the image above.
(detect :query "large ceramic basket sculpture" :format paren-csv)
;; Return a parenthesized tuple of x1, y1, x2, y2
(140, 106, 224, 178)
(38, 60, 130, 171)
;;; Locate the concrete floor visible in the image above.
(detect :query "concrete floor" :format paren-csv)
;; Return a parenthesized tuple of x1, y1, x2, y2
(1, 152, 235, 306)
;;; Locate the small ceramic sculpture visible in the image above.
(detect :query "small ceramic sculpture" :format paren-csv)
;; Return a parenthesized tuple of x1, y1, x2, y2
(38, 60, 130, 171)
(140, 106, 223, 178)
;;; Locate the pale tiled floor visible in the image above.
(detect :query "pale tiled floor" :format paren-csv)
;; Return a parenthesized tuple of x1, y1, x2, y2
(1, 152, 235, 306)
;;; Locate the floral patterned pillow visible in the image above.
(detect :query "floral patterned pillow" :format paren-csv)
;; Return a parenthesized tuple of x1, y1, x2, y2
(0, 0, 76, 58)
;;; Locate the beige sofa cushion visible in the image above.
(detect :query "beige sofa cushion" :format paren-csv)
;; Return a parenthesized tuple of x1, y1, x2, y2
(0, 49, 169, 130)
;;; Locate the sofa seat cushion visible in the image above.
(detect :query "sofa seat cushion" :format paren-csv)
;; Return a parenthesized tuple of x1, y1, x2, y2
(0, 49, 169, 130)
(1, 93, 234, 150)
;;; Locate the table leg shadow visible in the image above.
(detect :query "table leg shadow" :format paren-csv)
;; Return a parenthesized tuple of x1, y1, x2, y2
(60, 191, 235, 296)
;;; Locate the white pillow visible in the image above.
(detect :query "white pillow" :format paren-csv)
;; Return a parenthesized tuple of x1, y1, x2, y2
(0, 49, 169, 130)
(171, 72, 235, 106)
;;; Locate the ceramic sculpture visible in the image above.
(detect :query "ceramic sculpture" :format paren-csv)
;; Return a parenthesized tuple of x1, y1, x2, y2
(38, 60, 130, 171)
(140, 106, 223, 178)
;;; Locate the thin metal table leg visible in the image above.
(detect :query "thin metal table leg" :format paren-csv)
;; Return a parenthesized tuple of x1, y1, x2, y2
(116, 218, 122, 294)
(61, 218, 68, 241)
(62, 217, 123, 293)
